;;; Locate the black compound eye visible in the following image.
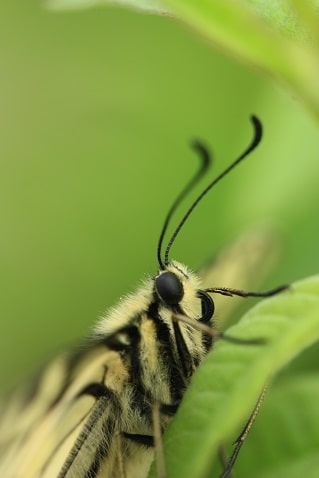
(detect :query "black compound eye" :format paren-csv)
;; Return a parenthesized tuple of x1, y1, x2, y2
(155, 271, 184, 305)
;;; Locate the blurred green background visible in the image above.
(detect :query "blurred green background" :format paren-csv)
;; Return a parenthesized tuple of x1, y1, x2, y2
(0, 1, 319, 391)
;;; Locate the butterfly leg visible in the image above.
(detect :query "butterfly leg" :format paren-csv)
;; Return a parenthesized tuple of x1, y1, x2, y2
(123, 400, 175, 478)
(115, 432, 127, 478)
(218, 445, 234, 478)
(219, 384, 268, 478)
(152, 400, 167, 478)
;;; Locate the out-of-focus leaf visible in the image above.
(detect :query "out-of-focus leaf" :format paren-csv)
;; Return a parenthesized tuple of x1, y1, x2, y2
(46, 0, 170, 14)
(163, 0, 319, 121)
(46, 0, 319, 121)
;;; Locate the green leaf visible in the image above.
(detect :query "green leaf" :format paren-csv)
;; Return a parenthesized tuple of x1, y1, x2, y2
(149, 275, 319, 477)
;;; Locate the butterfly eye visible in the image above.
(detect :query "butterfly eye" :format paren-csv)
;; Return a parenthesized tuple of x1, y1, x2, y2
(155, 271, 184, 305)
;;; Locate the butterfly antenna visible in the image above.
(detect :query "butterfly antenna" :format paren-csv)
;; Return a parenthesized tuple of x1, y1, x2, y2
(157, 141, 212, 269)
(164, 115, 263, 266)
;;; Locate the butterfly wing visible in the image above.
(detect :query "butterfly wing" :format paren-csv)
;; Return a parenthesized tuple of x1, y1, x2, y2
(0, 343, 155, 478)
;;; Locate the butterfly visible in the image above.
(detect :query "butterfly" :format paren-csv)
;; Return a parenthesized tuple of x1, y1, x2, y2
(0, 115, 287, 478)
